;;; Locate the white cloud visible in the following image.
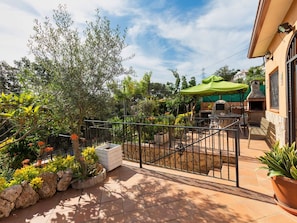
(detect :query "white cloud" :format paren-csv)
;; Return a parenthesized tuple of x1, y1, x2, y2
(122, 0, 262, 83)
(0, 0, 262, 84)
(0, 2, 34, 62)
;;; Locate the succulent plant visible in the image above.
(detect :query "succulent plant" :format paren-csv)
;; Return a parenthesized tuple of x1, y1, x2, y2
(258, 141, 297, 179)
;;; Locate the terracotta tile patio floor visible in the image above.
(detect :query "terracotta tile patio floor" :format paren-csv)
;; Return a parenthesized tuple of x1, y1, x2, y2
(1, 136, 297, 223)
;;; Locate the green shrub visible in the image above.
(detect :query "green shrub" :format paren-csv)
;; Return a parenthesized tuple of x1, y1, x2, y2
(0, 151, 15, 182)
(0, 177, 8, 192)
(29, 177, 43, 190)
(43, 148, 100, 180)
(1, 145, 102, 191)
(2, 138, 39, 169)
(108, 116, 135, 143)
(82, 146, 98, 165)
(42, 155, 80, 174)
(82, 146, 101, 178)
(8, 165, 41, 187)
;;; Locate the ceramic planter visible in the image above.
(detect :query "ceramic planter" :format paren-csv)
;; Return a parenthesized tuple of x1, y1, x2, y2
(271, 176, 297, 215)
(154, 132, 169, 145)
(95, 143, 122, 171)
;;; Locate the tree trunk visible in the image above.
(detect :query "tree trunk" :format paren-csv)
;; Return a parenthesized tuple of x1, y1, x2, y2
(71, 138, 87, 178)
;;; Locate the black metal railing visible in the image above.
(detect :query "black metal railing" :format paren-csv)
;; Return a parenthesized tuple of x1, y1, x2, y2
(84, 117, 240, 187)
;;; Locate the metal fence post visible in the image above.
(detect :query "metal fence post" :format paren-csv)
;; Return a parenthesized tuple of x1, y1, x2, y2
(137, 124, 143, 168)
(235, 128, 239, 187)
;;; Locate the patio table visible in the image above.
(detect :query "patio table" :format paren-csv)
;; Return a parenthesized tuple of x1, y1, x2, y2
(208, 113, 242, 129)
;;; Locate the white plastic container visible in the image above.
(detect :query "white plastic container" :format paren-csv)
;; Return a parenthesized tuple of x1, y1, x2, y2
(95, 143, 122, 171)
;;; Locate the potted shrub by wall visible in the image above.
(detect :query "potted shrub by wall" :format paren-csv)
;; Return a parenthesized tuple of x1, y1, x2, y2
(154, 131, 169, 145)
(258, 142, 297, 215)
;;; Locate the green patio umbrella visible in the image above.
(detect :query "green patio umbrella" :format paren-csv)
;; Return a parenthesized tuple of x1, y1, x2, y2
(180, 75, 249, 127)
(180, 75, 248, 96)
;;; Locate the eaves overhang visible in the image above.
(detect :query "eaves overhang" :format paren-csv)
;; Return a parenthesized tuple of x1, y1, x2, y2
(247, 0, 293, 58)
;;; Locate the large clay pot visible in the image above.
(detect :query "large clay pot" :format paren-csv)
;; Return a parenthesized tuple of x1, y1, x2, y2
(271, 176, 297, 215)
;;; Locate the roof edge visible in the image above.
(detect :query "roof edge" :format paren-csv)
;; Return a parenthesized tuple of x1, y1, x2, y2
(247, 0, 270, 58)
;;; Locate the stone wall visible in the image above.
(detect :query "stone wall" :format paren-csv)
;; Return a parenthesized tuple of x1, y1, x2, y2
(123, 142, 236, 174)
(0, 168, 107, 219)
(0, 169, 77, 219)
(266, 110, 287, 145)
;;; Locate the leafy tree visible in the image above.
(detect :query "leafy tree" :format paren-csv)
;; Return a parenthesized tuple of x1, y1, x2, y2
(139, 72, 152, 98)
(0, 57, 54, 95)
(0, 92, 52, 149)
(150, 82, 171, 99)
(213, 65, 239, 81)
(169, 69, 181, 94)
(134, 99, 158, 117)
(27, 5, 132, 176)
(166, 70, 197, 116)
(165, 81, 175, 94)
(0, 61, 21, 94)
(110, 72, 173, 117)
(122, 76, 138, 99)
(109, 76, 136, 117)
(245, 66, 265, 84)
(14, 57, 54, 93)
(181, 76, 188, 90)
(188, 77, 196, 87)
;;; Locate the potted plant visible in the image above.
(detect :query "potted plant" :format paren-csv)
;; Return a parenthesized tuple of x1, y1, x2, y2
(258, 141, 297, 215)
(70, 146, 106, 189)
(154, 131, 169, 145)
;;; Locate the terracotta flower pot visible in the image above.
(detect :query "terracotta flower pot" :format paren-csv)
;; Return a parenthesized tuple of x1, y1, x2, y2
(271, 176, 297, 215)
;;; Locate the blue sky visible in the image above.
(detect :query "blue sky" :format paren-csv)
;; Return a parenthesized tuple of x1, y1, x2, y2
(0, 0, 262, 84)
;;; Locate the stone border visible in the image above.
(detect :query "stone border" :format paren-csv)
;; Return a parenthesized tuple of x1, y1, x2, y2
(71, 168, 106, 189)
(0, 168, 106, 219)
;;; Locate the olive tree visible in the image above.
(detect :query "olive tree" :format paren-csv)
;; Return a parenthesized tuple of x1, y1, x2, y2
(28, 5, 132, 175)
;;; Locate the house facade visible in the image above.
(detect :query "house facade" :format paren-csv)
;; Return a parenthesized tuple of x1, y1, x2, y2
(233, 70, 247, 82)
(248, 0, 297, 145)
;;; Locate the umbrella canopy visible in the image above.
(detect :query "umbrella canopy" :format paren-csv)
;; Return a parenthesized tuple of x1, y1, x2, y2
(180, 75, 248, 96)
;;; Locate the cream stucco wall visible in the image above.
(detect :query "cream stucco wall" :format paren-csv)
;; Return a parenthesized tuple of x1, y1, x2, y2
(262, 1, 297, 145)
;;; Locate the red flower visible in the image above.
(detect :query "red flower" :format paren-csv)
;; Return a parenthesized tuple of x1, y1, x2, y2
(44, 147, 54, 153)
(37, 141, 45, 147)
(70, 133, 79, 141)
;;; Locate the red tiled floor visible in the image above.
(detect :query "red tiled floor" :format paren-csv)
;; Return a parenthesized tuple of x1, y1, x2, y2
(1, 137, 297, 222)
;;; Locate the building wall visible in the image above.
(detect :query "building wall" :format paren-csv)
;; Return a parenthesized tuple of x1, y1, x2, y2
(266, 110, 287, 145)
(263, 1, 297, 145)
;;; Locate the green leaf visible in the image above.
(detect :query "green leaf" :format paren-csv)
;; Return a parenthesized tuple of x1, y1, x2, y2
(290, 165, 297, 180)
(0, 112, 14, 118)
(258, 141, 297, 179)
(268, 170, 284, 178)
(33, 105, 41, 113)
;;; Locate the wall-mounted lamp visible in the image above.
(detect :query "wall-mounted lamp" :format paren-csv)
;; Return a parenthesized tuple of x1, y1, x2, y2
(265, 51, 273, 61)
(278, 22, 293, 33)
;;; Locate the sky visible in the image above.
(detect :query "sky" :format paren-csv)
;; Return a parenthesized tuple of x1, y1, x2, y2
(0, 0, 263, 84)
